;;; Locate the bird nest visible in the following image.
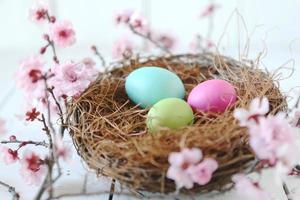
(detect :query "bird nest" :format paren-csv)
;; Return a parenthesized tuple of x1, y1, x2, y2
(68, 53, 286, 194)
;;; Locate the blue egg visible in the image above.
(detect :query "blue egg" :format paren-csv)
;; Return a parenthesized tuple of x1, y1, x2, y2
(125, 66, 185, 108)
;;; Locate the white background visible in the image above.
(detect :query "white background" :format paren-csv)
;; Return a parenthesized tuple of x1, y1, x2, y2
(0, 0, 300, 199)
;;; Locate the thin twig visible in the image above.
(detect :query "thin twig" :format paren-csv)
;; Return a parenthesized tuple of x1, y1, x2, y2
(283, 182, 292, 200)
(45, 11, 59, 64)
(42, 77, 57, 136)
(91, 45, 106, 67)
(82, 174, 88, 193)
(108, 179, 116, 200)
(35, 114, 55, 200)
(0, 181, 20, 200)
(0, 140, 48, 148)
(47, 87, 66, 137)
(129, 25, 172, 54)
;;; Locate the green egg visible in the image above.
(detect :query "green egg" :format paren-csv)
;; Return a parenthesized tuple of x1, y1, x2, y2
(147, 98, 194, 132)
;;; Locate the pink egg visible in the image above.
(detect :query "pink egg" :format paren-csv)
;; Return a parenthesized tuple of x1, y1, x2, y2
(187, 79, 237, 113)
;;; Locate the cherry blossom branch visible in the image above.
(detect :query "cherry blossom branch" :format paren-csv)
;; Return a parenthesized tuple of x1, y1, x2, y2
(41, 35, 59, 64)
(0, 140, 48, 148)
(43, 11, 59, 64)
(42, 77, 57, 136)
(128, 25, 172, 54)
(35, 114, 55, 200)
(91, 45, 106, 67)
(0, 180, 20, 200)
(47, 87, 67, 137)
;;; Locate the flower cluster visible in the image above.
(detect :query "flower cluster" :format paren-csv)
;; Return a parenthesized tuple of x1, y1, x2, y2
(113, 9, 177, 57)
(115, 10, 148, 32)
(50, 61, 98, 98)
(112, 36, 134, 59)
(0, 141, 46, 186)
(234, 97, 300, 180)
(1, 1, 94, 194)
(167, 148, 218, 189)
(19, 151, 46, 186)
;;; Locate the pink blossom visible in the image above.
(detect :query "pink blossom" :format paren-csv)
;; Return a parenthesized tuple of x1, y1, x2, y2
(50, 20, 76, 48)
(232, 174, 272, 200)
(167, 148, 203, 189)
(168, 148, 203, 168)
(20, 151, 46, 186)
(114, 10, 149, 33)
(114, 9, 134, 25)
(167, 148, 218, 189)
(15, 55, 45, 95)
(81, 57, 96, 68)
(153, 32, 177, 50)
(112, 37, 134, 59)
(0, 118, 6, 135)
(166, 165, 194, 189)
(28, 1, 49, 24)
(187, 158, 218, 185)
(50, 61, 98, 97)
(206, 40, 215, 49)
(129, 11, 148, 30)
(248, 113, 300, 166)
(200, 4, 220, 18)
(55, 137, 72, 162)
(0, 146, 18, 164)
(234, 97, 269, 127)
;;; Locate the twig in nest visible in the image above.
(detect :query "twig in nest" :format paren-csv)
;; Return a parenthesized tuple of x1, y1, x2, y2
(129, 25, 172, 54)
(0, 180, 20, 200)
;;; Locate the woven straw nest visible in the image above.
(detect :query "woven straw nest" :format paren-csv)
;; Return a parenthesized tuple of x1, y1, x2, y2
(68, 53, 286, 194)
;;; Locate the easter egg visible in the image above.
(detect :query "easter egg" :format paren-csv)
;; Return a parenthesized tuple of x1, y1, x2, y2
(125, 67, 185, 108)
(187, 79, 237, 113)
(147, 98, 194, 132)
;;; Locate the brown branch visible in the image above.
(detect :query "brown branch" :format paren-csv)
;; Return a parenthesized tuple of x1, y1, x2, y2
(128, 25, 172, 54)
(0, 181, 20, 200)
(91, 45, 106, 66)
(0, 140, 48, 148)
(47, 87, 66, 137)
(44, 12, 59, 64)
(42, 77, 57, 136)
(35, 114, 55, 200)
